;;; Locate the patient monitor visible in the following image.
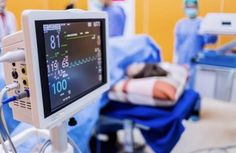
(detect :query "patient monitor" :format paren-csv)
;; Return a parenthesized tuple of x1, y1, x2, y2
(2, 10, 108, 128)
(199, 13, 236, 35)
(1, 9, 108, 153)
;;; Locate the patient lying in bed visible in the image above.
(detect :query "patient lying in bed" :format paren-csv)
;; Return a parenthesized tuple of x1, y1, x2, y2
(109, 62, 188, 107)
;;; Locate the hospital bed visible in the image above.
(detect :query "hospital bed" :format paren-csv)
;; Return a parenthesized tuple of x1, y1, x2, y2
(96, 35, 201, 153)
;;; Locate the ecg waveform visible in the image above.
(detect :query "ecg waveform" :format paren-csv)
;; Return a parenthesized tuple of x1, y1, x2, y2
(69, 55, 98, 68)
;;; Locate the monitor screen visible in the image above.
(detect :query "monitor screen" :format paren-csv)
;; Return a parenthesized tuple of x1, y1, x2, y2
(35, 19, 107, 117)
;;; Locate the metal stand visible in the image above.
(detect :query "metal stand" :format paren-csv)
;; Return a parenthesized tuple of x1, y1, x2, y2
(44, 121, 73, 153)
(123, 120, 134, 153)
(0, 121, 76, 153)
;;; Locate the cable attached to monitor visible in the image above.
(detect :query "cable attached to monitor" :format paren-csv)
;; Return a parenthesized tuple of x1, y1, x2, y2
(0, 83, 20, 134)
(0, 83, 19, 153)
(0, 83, 29, 153)
(2, 90, 30, 105)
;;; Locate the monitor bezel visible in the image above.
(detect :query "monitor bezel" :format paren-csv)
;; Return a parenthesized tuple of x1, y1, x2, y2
(22, 10, 109, 128)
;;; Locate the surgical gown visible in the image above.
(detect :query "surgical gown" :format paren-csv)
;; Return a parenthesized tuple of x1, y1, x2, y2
(174, 17, 217, 88)
(102, 5, 126, 37)
(174, 17, 217, 65)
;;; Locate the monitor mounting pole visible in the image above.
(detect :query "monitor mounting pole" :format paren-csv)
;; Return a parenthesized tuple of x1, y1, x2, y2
(45, 121, 73, 153)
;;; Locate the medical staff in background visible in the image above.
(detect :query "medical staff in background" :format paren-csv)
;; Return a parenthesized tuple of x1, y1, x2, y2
(0, 0, 16, 51)
(98, 0, 126, 37)
(174, 0, 217, 88)
(0, 0, 16, 76)
(0, 0, 18, 133)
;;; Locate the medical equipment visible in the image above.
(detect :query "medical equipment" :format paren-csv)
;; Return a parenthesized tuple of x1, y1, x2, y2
(0, 9, 109, 153)
(199, 13, 236, 35)
(194, 13, 236, 102)
(195, 13, 236, 67)
(198, 13, 236, 66)
(194, 51, 236, 68)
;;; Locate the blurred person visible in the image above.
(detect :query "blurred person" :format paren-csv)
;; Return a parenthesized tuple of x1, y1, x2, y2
(98, 0, 126, 37)
(0, 0, 16, 76)
(0, 0, 18, 134)
(0, 0, 16, 52)
(174, 0, 217, 88)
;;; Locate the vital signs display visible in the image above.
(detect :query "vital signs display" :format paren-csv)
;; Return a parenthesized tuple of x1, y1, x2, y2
(35, 19, 107, 117)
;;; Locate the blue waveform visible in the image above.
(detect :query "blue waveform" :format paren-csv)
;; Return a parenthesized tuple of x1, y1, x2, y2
(69, 55, 97, 68)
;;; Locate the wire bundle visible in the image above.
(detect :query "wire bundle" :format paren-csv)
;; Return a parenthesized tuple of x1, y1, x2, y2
(0, 83, 29, 153)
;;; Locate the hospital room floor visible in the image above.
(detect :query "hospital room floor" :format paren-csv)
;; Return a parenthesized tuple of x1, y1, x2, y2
(118, 98, 236, 153)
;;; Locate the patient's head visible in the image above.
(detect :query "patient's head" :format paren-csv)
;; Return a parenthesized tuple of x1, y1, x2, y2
(127, 63, 145, 78)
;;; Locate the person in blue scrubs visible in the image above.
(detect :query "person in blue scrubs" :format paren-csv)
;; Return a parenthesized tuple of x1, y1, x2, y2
(99, 0, 126, 37)
(174, 0, 217, 88)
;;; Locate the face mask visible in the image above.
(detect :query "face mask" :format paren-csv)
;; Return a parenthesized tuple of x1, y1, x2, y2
(185, 8, 198, 18)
